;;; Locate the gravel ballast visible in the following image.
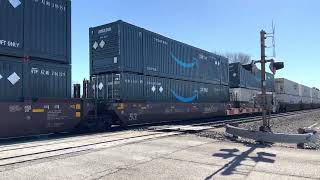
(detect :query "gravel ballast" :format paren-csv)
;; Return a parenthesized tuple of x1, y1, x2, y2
(197, 109, 320, 150)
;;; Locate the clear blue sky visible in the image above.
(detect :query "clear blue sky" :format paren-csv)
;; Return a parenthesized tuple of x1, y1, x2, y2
(72, 0, 319, 88)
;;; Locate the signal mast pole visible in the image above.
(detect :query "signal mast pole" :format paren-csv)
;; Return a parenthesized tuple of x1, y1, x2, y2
(260, 30, 269, 131)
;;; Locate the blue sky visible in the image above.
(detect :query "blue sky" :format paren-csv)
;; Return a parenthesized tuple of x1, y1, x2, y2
(72, 0, 320, 88)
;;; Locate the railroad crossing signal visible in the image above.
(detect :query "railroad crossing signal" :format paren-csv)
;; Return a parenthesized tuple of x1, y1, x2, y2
(269, 59, 284, 74)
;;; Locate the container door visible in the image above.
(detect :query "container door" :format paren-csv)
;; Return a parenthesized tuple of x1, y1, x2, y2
(0, 0, 24, 57)
(90, 22, 121, 74)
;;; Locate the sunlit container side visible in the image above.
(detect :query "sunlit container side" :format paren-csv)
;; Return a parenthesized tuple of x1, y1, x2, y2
(230, 88, 261, 104)
(299, 84, 311, 98)
(24, 61, 71, 99)
(274, 78, 300, 96)
(0, 0, 71, 63)
(0, 56, 71, 101)
(91, 73, 229, 103)
(91, 73, 144, 101)
(90, 21, 144, 75)
(311, 88, 320, 104)
(143, 30, 224, 84)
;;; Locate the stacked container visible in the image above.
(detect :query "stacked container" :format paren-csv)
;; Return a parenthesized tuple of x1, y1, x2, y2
(0, 0, 71, 101)
(90, 20, 229, 103)
(229, 62, 274, 104)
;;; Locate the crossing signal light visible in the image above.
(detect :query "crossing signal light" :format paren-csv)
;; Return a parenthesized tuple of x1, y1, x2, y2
(269, 60, 284, 74)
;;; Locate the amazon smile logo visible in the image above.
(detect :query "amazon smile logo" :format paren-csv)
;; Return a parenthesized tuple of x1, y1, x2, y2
(171, 90, 199, 103)
(171, 53, 198, 68)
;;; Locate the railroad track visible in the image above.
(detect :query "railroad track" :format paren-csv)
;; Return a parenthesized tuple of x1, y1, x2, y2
(147, 109, 320, 132)
(0, 108, 318, 169)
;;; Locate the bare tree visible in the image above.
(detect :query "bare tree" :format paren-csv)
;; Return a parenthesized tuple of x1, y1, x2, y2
(224, 52, 251, 64)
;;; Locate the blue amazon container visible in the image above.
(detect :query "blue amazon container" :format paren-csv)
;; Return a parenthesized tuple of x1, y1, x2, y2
(89, 20, 228, 85)
(143, 30, 226, 84)
(91, 72, 229, 103)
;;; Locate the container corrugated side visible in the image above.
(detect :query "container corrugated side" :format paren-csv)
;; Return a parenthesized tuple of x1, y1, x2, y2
(143, 29, 223, 84)
(275, 78, 299, 96)
(91, 72, 229, 103)
(0, 57, 24, 101)
(0, 0, 71, 63)
(91, 73, 144, 101)
(299, 84, 311, 98)
(0, 0, 24, 58)
(0, 56, 71, 101)
(230, 88, 260, 103)
(24, 61, 71, 99)
(90, 21, 143, 75)
(229, 62, 274, 92)
(24, 0, 71, 63)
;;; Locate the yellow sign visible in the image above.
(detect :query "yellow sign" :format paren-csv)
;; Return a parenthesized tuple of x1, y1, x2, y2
(32, 109, 45, 113)
(76, 104, 81, 110)
(76, 112, 81, 118)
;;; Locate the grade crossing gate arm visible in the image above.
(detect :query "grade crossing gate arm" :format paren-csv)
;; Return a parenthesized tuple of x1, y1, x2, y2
(225, 125, 317, 144)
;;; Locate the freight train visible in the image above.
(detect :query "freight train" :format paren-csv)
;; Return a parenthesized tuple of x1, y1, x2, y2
(0, 1, 319, 139)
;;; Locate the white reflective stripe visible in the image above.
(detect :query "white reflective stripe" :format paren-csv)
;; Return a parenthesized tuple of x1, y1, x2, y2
(0, 74, 2, 80)
(7, 72, 20, 85)
(8, 0, 21, 8)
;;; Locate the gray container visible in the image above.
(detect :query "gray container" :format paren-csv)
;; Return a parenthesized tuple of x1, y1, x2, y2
(91, 73, 229, 103)
(229, 62, 274, 92)
(275, 78, 299, 96)
(90, 20, 144, 74)
(0, 0, 71, 63)
(299, 84, 311, 98)
(0, 56, 71, 101)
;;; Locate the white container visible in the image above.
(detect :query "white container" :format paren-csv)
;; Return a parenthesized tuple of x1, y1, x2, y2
(275, 78, 300, 96)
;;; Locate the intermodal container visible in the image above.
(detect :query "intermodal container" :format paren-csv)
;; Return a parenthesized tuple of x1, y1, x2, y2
(229, 62, 274, 92)
(89, 20, 228, 84)
(91, 73, 229, 103)
(90, 21, 144, 74)
(143, 29, 227, 84)
(0, 56, 71, 101)
(274, 78, 300, 96)
(299, 84, 311, 98)
(0, 0, 71, 63)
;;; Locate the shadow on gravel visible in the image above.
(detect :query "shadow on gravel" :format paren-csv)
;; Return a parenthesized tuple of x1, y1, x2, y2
(205, 144, 276, 179)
